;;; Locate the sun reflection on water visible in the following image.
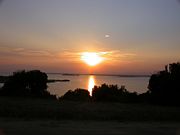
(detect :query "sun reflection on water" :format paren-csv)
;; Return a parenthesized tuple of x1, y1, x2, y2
(88, 76, 95, 96)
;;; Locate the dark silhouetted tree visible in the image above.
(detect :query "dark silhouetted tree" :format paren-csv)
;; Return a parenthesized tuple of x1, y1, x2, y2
(0, 70, 55, 99)
(148, 62, 180, 105)
(26, 70, 48, 96)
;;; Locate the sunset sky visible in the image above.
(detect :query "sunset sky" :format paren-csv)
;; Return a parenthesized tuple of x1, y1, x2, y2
(0, 0, 180, 74)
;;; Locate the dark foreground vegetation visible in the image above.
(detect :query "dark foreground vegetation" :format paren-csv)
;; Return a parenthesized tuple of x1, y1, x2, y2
(0, 76, 9, 83)
(0, 62, 180, 121)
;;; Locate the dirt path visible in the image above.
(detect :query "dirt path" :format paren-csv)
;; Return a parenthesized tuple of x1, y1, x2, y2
(0, 120, 180, 135)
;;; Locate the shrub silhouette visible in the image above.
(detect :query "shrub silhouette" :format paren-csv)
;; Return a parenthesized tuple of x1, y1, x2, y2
(60, 88, 90, 101)
(92, 83, 138, 102)
(0, 70, 55, 99)
(148, 62, 180, 105)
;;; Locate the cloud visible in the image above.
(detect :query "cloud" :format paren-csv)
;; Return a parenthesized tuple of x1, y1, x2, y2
(57, 51, 82, 62)
(13, 48, 25, 51)
(105, 35, 110, 38)
(0, 46, 54, 57)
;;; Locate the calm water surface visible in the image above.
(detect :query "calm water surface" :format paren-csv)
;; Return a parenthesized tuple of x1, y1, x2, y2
(48, 74, 149, 97)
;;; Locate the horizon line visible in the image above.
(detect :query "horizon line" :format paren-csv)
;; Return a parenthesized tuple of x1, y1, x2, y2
(47, 73, 151, 77)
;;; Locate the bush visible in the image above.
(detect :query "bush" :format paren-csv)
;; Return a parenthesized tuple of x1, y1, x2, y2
(60, 88, 90, 101)
(92, 83, 138, 102)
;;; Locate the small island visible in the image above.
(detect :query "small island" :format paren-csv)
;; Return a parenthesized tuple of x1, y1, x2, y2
(47, 79, 70, 83)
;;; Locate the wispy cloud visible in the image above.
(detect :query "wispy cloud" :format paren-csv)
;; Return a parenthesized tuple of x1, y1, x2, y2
(0, 46, 54, 57)
(99, 50, 136, 60)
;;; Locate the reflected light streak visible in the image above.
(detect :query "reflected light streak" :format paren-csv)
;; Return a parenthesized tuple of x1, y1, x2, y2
(88, 76, 95, 96)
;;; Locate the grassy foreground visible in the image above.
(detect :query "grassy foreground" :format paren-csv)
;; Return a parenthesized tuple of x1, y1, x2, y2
(0, 97, 180, 121)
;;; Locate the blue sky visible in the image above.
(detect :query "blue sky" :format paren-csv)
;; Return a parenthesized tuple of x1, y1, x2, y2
(0, 0, 180, 74)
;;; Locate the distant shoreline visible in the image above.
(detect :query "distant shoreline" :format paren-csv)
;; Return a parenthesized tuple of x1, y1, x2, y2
(48, 73, 150, 77)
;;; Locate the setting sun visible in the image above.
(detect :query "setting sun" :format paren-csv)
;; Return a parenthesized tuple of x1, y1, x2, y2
(81, 52, 103, 66)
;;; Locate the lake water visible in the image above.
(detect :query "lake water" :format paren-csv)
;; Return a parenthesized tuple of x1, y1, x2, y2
(0, 74, 149, 97)
(47, 74, 149, 97)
